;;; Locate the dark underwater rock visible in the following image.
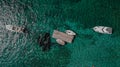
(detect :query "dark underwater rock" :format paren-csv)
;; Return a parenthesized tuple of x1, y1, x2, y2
(42, 33, 51, 51)
(38, 34, 44, 46)
(38, 33, 51, 51)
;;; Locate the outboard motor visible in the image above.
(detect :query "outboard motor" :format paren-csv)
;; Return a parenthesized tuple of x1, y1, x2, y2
(23, 28, 29, 33)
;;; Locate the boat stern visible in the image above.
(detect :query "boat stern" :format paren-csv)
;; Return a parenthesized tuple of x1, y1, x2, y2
(6, 25, 13, 30)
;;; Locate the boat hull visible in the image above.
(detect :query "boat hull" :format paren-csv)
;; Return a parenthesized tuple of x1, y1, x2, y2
(93, 26, 112, 34)
(6, 25, 24, 33)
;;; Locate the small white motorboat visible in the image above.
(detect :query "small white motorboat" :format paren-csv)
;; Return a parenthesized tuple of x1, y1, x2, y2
(65, 30, 76, 36)
(6, 25, 25, 33)
(93, 26, 112, 34)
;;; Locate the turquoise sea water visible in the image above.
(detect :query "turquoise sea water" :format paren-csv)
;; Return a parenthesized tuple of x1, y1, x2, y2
(0, 0, 120, 67)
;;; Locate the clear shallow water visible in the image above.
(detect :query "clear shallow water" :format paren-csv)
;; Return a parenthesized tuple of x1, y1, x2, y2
(0, 0, 120, 67)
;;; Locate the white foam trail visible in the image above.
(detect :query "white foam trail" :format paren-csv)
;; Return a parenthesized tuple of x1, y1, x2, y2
(0, 2, 27, 54)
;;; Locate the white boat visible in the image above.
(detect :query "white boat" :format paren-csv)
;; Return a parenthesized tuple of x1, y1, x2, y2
(6, 25, 25, 33)
(65, 30, 76, 36)
(93, 26, 112, 34)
